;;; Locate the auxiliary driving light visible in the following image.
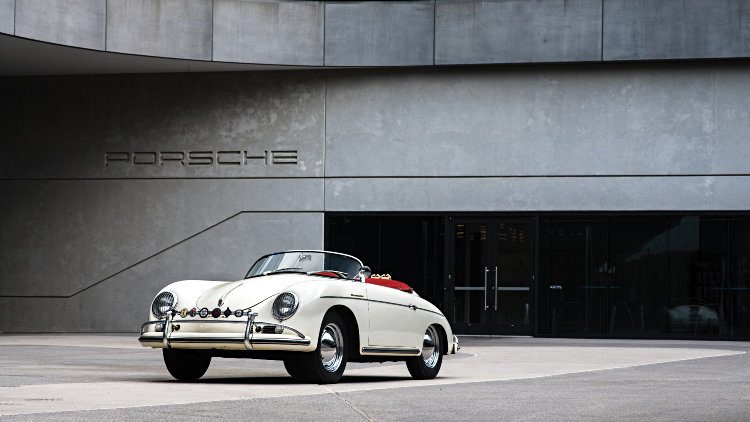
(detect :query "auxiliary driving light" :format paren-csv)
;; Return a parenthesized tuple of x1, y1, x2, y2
(199, 307, 209, 318)
(189, 308, 197, 317)
(211, 308, 221, 318)
(234, 309, 244, 317)
(223, 308, 232, 317)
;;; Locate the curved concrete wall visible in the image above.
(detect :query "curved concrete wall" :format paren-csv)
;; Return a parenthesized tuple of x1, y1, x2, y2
(2, 0, 750, 68)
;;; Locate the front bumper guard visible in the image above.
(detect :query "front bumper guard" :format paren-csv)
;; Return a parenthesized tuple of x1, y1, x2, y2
(140, 313, 311, 349)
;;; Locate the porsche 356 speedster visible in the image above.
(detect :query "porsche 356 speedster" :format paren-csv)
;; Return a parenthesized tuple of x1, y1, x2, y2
(139, 250, 459, 383)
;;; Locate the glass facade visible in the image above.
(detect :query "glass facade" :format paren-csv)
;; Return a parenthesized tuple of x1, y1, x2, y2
(326, 214, 750, 340)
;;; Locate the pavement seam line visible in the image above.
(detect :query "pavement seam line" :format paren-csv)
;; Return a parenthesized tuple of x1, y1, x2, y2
(323, 385, 375, 422)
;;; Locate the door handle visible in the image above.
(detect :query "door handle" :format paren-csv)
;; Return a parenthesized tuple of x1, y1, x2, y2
(484, 267, 490, 311)
(494, 266, 499, 311)
(408, 304, 417, 311)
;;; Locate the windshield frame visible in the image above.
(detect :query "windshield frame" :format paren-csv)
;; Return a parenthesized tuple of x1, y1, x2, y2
(244, 250, 364, 280)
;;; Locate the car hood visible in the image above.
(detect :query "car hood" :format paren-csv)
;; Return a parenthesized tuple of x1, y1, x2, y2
(193, 273, 310, 310)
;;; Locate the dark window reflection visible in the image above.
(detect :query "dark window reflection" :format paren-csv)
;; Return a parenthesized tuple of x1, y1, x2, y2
(609, 218, 668, 336)
(667, 217, 727, 338)
(729, 219, 750, 338)
(546, 220, 607, 336)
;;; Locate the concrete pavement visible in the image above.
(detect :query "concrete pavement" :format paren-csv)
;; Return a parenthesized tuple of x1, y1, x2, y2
(0, 335, 748, 420)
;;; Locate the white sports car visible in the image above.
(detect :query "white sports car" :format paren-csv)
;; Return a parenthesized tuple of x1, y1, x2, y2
(139, 250, 459, 383)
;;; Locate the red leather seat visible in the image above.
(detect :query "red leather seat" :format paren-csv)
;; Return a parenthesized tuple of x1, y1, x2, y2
(365, 277, 414, 293)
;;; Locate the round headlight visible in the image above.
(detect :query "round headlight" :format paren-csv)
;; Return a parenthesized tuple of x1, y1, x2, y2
(151, 291, 176, 318)
(272, 292, 299, 320)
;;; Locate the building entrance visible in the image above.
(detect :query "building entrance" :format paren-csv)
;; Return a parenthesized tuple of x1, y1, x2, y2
(448, 218, 534, 335)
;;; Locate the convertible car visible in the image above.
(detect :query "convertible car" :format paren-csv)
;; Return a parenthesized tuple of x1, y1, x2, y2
(139, 250, 459, 383)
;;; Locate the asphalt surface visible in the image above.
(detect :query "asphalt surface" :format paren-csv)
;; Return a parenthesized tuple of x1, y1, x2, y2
(0, 335, 748, 421)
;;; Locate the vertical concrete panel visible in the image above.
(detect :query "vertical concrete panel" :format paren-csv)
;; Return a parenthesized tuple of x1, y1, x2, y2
(604, 0, 750, 60)
(14, 0, 105, 49)
(436, 0, 602, 64)
(325, 64, 747, 178)
(0, 212, 324, 332)
(106, 0, 212, 60)
(213, 0, 324, 66)
(0, 71, 325, 178)
(324, 1, 434, 66)
(0, 179, 323, 297)
(0, 0, 13, 34)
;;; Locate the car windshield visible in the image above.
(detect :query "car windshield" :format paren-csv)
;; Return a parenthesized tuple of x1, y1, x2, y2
(244, 251, 363, 279)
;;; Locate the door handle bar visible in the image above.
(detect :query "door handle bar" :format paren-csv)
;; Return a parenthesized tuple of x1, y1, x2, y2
(484, 267, 490, 311)
(494, 266, 499, 311)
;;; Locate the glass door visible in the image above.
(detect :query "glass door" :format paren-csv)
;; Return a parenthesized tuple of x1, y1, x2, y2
(449, 218, 535, 335)
(451, 220, 492, 333)
(491, 220, 534, 334)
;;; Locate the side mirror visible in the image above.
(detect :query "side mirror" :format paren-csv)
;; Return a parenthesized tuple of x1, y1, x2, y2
(356, 266, 372, 282)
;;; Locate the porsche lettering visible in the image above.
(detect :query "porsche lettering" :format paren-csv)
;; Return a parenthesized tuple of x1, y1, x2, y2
(104, 150, 298, 167)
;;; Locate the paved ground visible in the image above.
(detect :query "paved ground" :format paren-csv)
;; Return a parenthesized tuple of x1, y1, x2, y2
(0, 335, 748, 421)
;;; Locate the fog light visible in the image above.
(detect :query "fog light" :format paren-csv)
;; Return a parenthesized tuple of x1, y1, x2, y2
(155, 323, 164, 332)
(274, 325, 284, 334)
(199, 308, 209, 318)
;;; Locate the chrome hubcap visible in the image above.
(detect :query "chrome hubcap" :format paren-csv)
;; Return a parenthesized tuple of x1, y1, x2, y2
(421, 326, 440, 369)
(320, 322, 344, 373)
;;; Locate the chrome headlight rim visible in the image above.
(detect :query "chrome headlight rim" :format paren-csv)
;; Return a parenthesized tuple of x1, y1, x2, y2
(151, 291, 177, 319)
(272, 292, 299, 321)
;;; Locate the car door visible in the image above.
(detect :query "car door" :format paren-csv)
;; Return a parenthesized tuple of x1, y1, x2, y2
(366, 283, 424, 348)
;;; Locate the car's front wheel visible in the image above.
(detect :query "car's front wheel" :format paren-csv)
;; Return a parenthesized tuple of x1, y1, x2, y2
(406, 325, 443, 379)
(163, 349, 211, 381)
(284, 311, 348, 384)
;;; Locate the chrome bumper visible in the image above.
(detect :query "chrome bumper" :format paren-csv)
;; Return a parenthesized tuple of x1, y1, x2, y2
(139, 313, 311, 350)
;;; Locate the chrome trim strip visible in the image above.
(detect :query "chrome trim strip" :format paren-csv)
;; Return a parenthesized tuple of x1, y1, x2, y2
(255, 322, 305, 339)
(319, 295, 445, 317)
(361, 346, 421, 356)
(139, 336, 311, 346)
(251, 338, 311, 345)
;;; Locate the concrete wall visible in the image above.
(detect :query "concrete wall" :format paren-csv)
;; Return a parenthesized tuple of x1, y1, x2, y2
(435, 0, 602, 64)
(0, 71, 326, 332)
(604, 0, 750, 61)
(5, 0, 750, 68)
(0, 0, 13, 34)
(14, 0, 105, 50)
(3, 61, 750, 331)
(324, 1, 434, 66)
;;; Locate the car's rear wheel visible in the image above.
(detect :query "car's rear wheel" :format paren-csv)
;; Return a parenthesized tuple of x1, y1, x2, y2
(284, 311, 348, 384)
(162, 349, 211, 381)
(406, 325, 442, 379)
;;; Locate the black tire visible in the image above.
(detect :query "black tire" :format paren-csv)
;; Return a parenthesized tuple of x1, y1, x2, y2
(293, 311, 348, 384)
(406, 325, 443, 380)
(283, 357, 309, 379)
(162, 348, 211, 381)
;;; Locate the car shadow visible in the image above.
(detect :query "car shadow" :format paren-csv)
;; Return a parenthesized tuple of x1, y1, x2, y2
(146, 374, 431, 385)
